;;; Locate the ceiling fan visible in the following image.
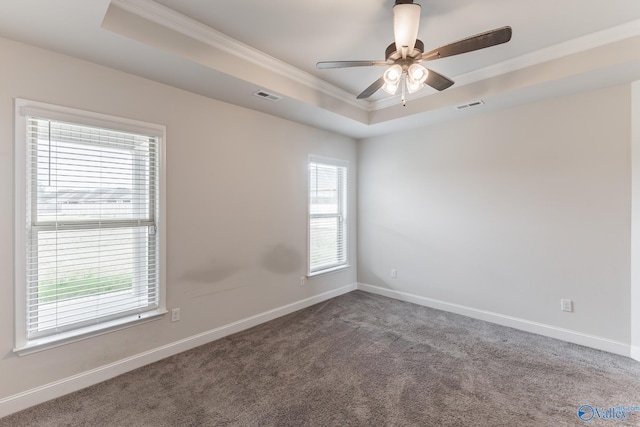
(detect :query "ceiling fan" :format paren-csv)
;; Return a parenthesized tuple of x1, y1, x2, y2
(316, 0, 512, 105)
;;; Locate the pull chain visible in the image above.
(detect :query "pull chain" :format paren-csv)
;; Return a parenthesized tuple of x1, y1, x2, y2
(401, 76, 407, 107)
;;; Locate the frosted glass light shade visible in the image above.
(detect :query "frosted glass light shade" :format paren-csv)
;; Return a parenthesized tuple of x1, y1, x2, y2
(408, 64, 428, 84)
(382, 80, 400, 95)
(393, 3, 421, 57)
(382, 64, 403, 95)
(383, 64, 402, 84)
(406, 76, 424, 93)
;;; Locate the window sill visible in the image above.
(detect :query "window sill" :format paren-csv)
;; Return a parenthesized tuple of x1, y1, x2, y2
(308, 264, 350, 278)
(13, 309, 167, 357)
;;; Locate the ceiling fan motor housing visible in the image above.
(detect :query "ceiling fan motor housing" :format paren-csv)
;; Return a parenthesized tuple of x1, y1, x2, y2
(386, 39, 424, 65)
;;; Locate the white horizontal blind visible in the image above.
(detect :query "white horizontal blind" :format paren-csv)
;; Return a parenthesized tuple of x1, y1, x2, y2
(308, 157, 348, 275)
(25, 117, 160, 339)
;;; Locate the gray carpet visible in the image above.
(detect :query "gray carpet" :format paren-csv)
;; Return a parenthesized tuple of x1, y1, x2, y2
(2, 291, 640, 426)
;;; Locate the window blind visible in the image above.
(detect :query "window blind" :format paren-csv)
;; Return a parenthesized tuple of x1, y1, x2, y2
(25, 117, 160, 339)
(308, 157, 348, 275)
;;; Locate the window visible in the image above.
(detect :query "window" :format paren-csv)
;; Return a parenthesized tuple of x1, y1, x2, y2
(14, 99, 165, 354)
(308, 156, 348, 276)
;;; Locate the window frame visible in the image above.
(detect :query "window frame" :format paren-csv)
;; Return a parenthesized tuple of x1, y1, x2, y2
(307, 155, 349, 277)
(14, 99, 167, 355)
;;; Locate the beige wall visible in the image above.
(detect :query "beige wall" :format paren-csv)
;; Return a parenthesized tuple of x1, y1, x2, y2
(358, 84, 632, 345)
(0, 37, 357, 401)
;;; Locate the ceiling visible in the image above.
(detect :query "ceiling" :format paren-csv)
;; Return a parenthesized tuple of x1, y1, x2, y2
(1, 0, 640, 138)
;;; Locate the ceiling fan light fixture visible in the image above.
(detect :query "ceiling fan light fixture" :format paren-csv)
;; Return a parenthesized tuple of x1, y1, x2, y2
(393, 3, 421, 57)
(408, 63, 428, 84)
(382, 63, 403, 95)
(383, 64, 403, 84)
(406, 76, 424, 94)
(382, 81, 400, 95)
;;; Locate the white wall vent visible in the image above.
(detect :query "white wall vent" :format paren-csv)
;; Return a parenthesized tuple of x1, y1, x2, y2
(456, 100, 484, 110)
(253, 90, 282, 102)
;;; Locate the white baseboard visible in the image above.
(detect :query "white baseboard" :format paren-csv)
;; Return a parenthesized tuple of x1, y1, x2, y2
(0, 283, 357, 419)
(632, 346, 640, 362)
(357, 283, 632, 357)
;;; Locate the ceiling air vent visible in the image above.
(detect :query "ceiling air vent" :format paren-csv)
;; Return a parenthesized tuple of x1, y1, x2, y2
(456, 100, 484, 110)
(253, 90, 281, 102)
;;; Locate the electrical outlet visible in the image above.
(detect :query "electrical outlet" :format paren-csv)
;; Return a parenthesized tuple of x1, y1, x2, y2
(299, 276, 306, 286)
(171, 308, 181, 322)
(561, 299, 573, 312)
(391, 269, 397, 278)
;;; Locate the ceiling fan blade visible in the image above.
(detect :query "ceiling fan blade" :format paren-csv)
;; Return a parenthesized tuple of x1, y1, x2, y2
(357, 76, 385, 99)
(425, 69, 454, 91)
(317, 60, 387, 69)
(393, 2, 421, 59)
(422, 26, 512, 61)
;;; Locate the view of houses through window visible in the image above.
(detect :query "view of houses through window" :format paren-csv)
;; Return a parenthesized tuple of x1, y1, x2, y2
(17, 108, 162, 344)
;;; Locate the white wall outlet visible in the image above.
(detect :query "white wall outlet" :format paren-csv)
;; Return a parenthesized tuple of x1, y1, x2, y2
(171, 308, 181, 322)
(561, 299, 573, 312)
(299, 276, 306, 286)
(391, 269, 397, 278)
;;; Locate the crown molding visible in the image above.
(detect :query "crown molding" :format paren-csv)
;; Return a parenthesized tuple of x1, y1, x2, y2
(372, 18, 640, 110)
(112, 0, 368, 111)
(455, 18, 640, 87)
